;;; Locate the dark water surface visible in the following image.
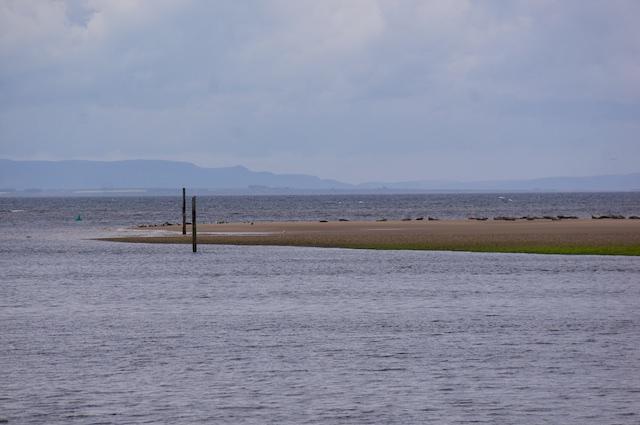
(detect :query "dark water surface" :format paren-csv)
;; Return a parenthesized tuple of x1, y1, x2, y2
(1, 194, 640, 424)
(2, 192, 640, 226)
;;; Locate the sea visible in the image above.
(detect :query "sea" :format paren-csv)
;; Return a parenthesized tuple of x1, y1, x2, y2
(1, 193, 640, 424)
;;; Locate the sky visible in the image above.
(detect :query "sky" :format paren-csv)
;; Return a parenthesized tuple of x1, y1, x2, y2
(0, 0, 639, 183)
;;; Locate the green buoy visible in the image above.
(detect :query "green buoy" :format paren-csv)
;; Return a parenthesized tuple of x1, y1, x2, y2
(75, 214, 82, 221)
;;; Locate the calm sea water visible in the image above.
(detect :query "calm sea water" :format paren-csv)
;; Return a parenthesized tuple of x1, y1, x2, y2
(1, 194, 640, 424)
(2, 192, 640, 226)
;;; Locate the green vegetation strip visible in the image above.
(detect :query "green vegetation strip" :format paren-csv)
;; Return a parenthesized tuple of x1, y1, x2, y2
(100, 237, 640, 256)
(335, 242, 640, 256)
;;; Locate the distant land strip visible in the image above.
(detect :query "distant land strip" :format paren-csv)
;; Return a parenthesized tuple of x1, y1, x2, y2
(2, 159, 640, 192)
(100, 219, 640, 256)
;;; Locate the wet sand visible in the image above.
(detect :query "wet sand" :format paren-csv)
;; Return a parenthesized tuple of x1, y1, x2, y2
(101, 219, 640, 255)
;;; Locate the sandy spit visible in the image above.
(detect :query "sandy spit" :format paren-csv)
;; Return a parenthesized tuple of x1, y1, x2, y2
(99, 219, 640, 255)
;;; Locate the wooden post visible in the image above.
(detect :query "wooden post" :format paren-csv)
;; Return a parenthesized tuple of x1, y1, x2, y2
(192, 196, 197, 253)
(182, 188, 186, 235)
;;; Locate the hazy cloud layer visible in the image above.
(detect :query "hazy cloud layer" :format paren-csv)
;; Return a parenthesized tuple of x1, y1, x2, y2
(1, 0, 639, 182)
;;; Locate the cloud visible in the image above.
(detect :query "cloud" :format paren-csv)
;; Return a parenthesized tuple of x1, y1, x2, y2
(0, 0, 639, 181)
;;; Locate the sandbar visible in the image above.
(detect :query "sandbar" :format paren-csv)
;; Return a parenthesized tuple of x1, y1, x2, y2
(100, 219, 640, 256)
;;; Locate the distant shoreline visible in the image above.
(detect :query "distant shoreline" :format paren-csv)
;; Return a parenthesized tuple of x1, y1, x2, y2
(4, 189, 640, 197)
(2, 159, 639, 194)
(100, 219, 640, 256)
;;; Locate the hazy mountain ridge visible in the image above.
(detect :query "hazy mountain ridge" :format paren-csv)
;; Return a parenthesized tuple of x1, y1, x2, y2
(1, 159, 639, 193)
(0, 159, 350, 191)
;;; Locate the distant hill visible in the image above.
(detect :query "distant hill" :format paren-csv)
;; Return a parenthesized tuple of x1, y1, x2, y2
(0, 159, 350, 191)
(0, 159, 638, 193)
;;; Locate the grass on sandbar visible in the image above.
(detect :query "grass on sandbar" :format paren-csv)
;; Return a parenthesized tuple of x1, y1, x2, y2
(100, 237, 640, 256)
(336, 242, 640, 256)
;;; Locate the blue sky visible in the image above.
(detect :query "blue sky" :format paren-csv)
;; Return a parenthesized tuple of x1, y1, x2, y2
(1, 0, 639, 183)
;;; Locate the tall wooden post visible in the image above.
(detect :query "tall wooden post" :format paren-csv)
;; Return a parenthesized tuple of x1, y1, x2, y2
(192, 196, 197, 253)
(182, 188, 186, 235)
